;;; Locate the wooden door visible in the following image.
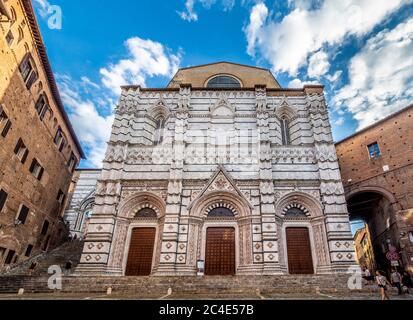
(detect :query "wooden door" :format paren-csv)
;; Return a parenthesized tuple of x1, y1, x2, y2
(205, 227, 235, 276)
(125, 228, 156, 276)
(286, 227, 314, 274)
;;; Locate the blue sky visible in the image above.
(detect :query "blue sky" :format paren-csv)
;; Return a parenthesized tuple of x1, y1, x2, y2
(32, 0, 413, 169)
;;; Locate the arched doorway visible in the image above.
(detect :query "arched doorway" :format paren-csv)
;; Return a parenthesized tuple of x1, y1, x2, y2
(283, 207, 314, 275)
(125, 208, 158, 276)
(347, 190, 400, 274)
(204, 207, 236, 276)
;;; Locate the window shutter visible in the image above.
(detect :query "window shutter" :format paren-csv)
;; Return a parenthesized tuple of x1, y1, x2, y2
(0, 190, 8, 212)
(14, 139, 21, 154)
(38, 167, 44, 181)
(21, 149, 29, 164)
(59, 139, 66, 152)
(19, 54, 30, 79)
(26, 70, 38, 89)
(18, 205, 29, 224)
(1, 120, 11, 137)
(29, 159, 36, 172)
(40, 105, 48, 121)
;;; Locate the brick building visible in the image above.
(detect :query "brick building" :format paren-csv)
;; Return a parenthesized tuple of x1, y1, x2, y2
(336, 105, 413, 274)
(0, 0, 84, 269)
(354, 226, 375, 272)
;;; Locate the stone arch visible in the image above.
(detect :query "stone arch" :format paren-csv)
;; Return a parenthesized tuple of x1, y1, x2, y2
(189, 191, 252, 218)
(210, 96, 235, 118)
(282, 203, 310, 217)
(147, 99, 171, 121)
(275, 192, 323, 218)
(345, 185, 400, 210)
(275, 97, 297, 121)
(117, 192, 166, 219)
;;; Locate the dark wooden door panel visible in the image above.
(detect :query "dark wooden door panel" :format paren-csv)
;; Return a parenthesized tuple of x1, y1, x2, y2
(286, 227, 314, 275)
(205, 227, 235, 276)
(125, 228, 156, 276)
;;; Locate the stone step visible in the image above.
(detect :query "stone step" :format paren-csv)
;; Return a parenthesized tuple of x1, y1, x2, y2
(0, 275, 380, 296)
(4, 240, 84, 276)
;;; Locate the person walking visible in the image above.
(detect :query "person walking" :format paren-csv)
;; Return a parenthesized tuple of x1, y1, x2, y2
(390, 269, 403, 295)
(376, 271, 391, 300)
(402, 271, 413, 293)
(365, 268, 374, 284)
(65, 260, 73, 276)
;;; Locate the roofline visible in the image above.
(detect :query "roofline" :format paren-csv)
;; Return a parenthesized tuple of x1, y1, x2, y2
(21, 0, 85, 159)
(75, 168, 102, 172)
(335, 104, 413, 145)
(121, 85, 323, 93)
(167, 61, 281, 88)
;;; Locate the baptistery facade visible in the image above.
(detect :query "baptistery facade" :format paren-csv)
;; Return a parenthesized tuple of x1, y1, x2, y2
(76, 62, 356, 276)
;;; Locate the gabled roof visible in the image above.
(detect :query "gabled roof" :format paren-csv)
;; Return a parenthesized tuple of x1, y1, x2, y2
(168, 61, 281, 89)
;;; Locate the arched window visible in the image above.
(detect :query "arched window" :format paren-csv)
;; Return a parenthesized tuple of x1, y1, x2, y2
(281, 117, 291, 146)
(285, 208, 307, 217)
(17, 26, 24, 43)
(136, 208, 157, 218)
(206, 76, 241, 88)
(34, 93, 50, 121)
(153, 117, 165, 145)
(208, 207, 235, 218)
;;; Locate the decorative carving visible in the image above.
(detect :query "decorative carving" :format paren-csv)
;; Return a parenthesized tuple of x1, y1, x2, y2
(272, 147, 315, 164)
(281, 203, 310, 217)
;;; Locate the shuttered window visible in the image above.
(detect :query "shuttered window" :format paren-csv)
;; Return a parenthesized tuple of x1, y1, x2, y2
(14, 138, 29, 164)
(0, 189, 8, 212)
(17, 205, 29, 224)
(29, 158, 44, 181)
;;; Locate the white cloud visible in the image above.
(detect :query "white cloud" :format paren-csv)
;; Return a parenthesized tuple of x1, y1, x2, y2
(334, 18, 413, 129)
(244, 2, 268, 56)
(178, 0, 198, 22)
(245, 0, 410, 76)
(81, 76, 100, 89)
(33, 0, 52, 18)
(178, 0, 241, 21)
(100, 37, 181, 95)
(57, 75, 114, 168)
(334, 117, 345, 126)
(325, 70, 342, 83)
(57, 37, 181, 168)
(288, 78, 320, 88)
(308, 50, 330, 78)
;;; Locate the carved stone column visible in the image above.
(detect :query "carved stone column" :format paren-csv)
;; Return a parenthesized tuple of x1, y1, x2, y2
(307, 91, 357, 273)
(256, 86, 281, 274)
(75, 102, 128, 276)
(156, 85, 190, 275)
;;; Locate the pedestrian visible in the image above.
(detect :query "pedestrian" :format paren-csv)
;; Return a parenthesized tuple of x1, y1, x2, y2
(29, 261, 38, 275)
(65, 260, 73, 275)
(376, 270, 391, 300)
(390, 268, 403, 295)
(402, 271, 413, 293)
(365, 268, 373, 284)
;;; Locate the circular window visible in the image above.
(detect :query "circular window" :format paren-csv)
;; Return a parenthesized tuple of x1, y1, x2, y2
(206, 76, 241, 88)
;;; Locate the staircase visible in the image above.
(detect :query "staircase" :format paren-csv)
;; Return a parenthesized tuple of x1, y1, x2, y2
(0, 274, 383, 299)
(2, 240, 84, 277)
(0, 241, 389, 299)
